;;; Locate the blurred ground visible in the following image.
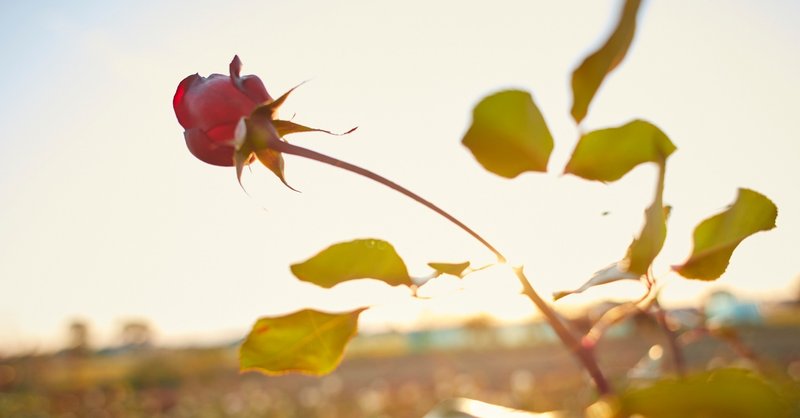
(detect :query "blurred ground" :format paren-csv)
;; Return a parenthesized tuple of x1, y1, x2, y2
(2, 317, 799, 418)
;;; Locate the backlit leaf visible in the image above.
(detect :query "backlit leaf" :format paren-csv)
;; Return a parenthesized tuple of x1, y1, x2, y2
(618, 369, 793, 418)
(624, 203, 671, 275)
(240, 309, 364, 376)
(571, 0, 642, 124)
(428, 261, 471, 278)
(462, 90, 554, 178)
(291, 238, 412, 288)
(620, 144, 671, 275)
(567, 125, 674, 277)
(673, 188, 777, 280)
(585, 397, 621, 418)
(553, 261, 640, 301)
(564, 120, 676, 182)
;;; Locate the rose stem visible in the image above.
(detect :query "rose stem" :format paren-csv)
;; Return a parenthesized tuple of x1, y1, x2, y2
(512, 266, 611, 395)
(652, 298, 686, 377)
(269, 137, 612, 395)
(270, 139, 504, 262)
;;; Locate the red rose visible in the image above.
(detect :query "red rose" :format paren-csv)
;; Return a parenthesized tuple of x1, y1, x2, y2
(173, 56, 272, 166)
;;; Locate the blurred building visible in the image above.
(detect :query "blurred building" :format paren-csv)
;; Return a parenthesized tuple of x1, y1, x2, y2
(704, 290, 762, 327)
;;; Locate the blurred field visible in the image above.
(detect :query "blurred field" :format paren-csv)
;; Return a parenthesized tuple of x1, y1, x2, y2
(2, 321, 799, 418)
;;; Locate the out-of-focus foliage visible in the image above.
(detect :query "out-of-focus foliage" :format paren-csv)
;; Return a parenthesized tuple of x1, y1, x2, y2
(570, 0, 642, 124)
(428, 261, 471, 278)
(616, 368, 796, 418)
(290, 239, 412, 288)
(564, 120, 675, 277)
(462, 90, 553, 178)
(553, 262, 640, 301)
(623, 201, 670, 276)
(240, 309, 363, 375)
(564, 120, 675, 183)
(674, 189, 777, 280)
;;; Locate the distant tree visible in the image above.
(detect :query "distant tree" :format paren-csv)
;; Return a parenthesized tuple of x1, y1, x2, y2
(119, 320, 153, 349)
(795, 275, 800, 305)
(66, 319, 90, 355)
(464, 315, 497, 348)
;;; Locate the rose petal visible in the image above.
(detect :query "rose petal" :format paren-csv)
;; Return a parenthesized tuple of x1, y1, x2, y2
(206, 122, 240, 143)
(183, 75, 256, 132)
(173, 73, 201, 129)
(184, 128, 236, 167)
(229, 55, 242, 80)
(175, 57, 272, 168)
(240, 75, 272, 104)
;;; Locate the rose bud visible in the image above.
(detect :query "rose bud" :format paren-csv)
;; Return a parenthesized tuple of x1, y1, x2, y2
(173, 56, 271, 166)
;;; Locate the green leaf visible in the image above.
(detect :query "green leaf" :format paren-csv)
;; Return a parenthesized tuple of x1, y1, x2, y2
(240, 308, 364, 376)
(571, 0, 642, 124)
(624, 203, 671, 275)
(566, 121, 675, 276)
(428, 261, 470, 278)
(462, 90, 554, 178)
(272, 119, 357, 137)
(553, 262, 640, 301)
(673, 188, 777, 280)
(564, 120, 676, 182)
(620, 143, 671, 276)
(618, 369, 793, 418)
(291, 238, 412, 288)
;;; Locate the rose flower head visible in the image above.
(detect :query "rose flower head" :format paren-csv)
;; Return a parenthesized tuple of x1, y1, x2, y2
(173, 56, 272, 166)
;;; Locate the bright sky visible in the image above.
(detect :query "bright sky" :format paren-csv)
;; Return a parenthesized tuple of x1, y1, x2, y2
(1, 1, 799, 353)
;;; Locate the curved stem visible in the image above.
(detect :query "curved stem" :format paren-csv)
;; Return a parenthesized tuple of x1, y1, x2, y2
(271, 139, 505, 263)
(268, 137, 612, 395)
(652, 298, 686, 377)
(513, 267, 611, 395)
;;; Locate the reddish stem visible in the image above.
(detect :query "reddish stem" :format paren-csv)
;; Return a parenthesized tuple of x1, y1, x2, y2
(513, 267, 611, 395)
(653, 299, 686, 377)
(267, 136, 613, 395)
(271, 139, 505, 263)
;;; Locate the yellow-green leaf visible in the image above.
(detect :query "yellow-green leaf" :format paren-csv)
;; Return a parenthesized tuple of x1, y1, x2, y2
(624, 203, 671, 275)
(553, 262, 640, 301)
(618, 369, 793, 418)
(462, 90, 554, 178)
(564, 120, 676, 182)
(570, 0, 642, 124)
(673, 188, 777, 280)
(428, 261, 470, 278)
(620, 149, 671, 275)
(291, 238, 412, 288)
(240, 309, 363, 376)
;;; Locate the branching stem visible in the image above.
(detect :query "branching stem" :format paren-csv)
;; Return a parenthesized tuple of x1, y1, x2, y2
(513, 266, 611, 395)
(653, 299, 686, 377)
(268, 136, 612, 396)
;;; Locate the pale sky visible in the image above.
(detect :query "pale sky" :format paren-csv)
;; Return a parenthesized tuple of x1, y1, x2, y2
(1, 1, 799, 353)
